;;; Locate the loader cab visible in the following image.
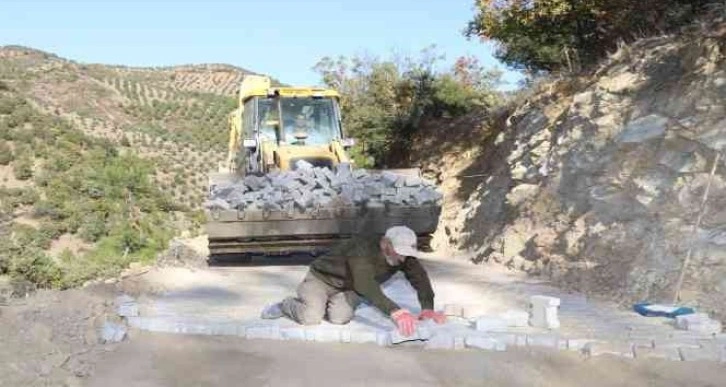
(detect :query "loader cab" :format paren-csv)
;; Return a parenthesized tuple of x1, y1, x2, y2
(239, 90, 354, 174)
(254, 95, 344, 146)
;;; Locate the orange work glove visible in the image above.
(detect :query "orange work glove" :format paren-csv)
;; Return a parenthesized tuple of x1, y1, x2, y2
(390, 309, 417, 337)
(419, 309, 447, 324)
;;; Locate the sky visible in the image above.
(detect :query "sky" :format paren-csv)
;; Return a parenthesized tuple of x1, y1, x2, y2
(0, 0, 524, 90)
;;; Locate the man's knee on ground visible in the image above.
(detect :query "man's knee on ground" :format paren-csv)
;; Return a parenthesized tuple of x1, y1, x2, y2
(326, 310, 354, 325)
(299, 309, 324, 325)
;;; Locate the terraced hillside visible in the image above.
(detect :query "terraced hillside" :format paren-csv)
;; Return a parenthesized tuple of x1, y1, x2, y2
(0, 45, 282, 287)
(0, 45, 274, 211)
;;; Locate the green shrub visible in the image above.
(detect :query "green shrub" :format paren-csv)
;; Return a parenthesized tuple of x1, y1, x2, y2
(12, 155, 33, 180)
(313, 49, 501, 167)
(17, 187, 39, 205)
(0, 141, 13, 165)
(9, 249, 63, 288)
(465, 0, 717, 73)
(78, 213, 107, 242)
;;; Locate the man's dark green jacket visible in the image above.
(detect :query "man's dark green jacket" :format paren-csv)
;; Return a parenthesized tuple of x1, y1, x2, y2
(309, 237, 435, 315)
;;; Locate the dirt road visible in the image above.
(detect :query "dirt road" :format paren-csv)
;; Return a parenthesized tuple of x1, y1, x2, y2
(88, 331, 726, 387)
(3, 247, 725, 386)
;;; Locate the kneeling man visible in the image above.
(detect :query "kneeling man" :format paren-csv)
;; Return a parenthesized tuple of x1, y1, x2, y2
(261, 226, 446, 336)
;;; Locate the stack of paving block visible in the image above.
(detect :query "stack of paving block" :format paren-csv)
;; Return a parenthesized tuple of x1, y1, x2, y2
(204, 162, 443, 213)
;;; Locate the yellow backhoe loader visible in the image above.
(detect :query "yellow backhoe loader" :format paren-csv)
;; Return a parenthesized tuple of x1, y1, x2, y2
(205, 75, 441, 258)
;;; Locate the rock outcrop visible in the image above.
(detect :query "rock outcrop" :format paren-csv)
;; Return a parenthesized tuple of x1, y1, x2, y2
(424, 24, 726, 319)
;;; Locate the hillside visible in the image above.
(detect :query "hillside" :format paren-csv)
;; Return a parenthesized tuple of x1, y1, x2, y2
(0, 45, 264, 211)
(0, 45, 274, 287)
(407, 19, 726, 319)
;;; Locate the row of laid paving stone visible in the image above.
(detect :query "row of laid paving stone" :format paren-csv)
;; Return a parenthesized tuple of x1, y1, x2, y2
(114, 294, 726, 362)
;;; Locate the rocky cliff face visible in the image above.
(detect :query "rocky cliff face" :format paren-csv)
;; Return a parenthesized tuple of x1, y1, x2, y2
(417, 23, 726, 319)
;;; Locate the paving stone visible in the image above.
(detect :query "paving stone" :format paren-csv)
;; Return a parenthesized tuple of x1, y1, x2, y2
(526, 333, 561, 349)
(566, 338, 595, 352)
(687, 320, 722, 335)
(472, 332, 526, 347)
(376, 331, 392, 346)
(443, 304, 465, 317)
(676, 313, 710, 329)
(245, 325, 281, 340)
(208, 323, 242, 336)
(499, 309, 529, 327)
(295, 159, 314, 170)
(350, 330, 378, 344)
(678, 346, 724, 362)
(100, 322, 127, 343)
(583, 341, 635, 358)
(390, 327, 432, 344)
(465, 335, 507, 351)
(424, 334, 464, 350)
(381, 172, 398, 185)
(312, 328, 343, 343)
(634, 347, 682, 361)
(629, 338, 655, 349)
(280, 327, 307, 341)
(115, 296, 139, 318)
(654, 339, 703, 350)
(474, 316, 509, 332)
(529, 295, 560, 329)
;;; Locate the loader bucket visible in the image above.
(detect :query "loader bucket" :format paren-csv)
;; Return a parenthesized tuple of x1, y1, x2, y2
(205, 202, 440, 257)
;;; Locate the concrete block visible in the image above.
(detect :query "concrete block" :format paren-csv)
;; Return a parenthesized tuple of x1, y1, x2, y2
(688, 320, 722, 335)
(678, 346, 723, 362)
(115, 295, 139, 317)
(566, 338, 594, 352)
(322, 167, 335, 182)
(376, 331, 392, 346)
(424, 334, 456, 350)
(443, 304, 465, 317)
(280, 327, 307, 341)
(100, 322, 127, 343)
(465, 335, 507, 351)
(529, 295, 560, 329)
(676, 313, 709, 329)
(526, 333, 560, 349)
(364, 184, 383, 197)
(474, 316, 509, 332)
(675, 313, 722, 334)
(350, 330, 378, 344)
(629, 338, 655, 349)
(472, 332, 524, 347)
(499, 309, 529, 327)
(405, 176, 422, 187)
(295, 159, 314, 170)
(245, 325, 281, 340)
(382, 187, 397, 196)
(204, 198, 231, 210)
(381, 172, 398, 186)
(313, 328, 342, 343)
(390, 327, 433, 344)
(654, 340, 702, 350)
(583, 341, 635, 359)
(353, 169, 369, 179)
(634, 347, 682, 361)
(198, 322, 239, 336)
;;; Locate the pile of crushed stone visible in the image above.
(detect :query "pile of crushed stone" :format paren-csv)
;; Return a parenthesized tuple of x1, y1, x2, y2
(204, 162, 443, 212)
